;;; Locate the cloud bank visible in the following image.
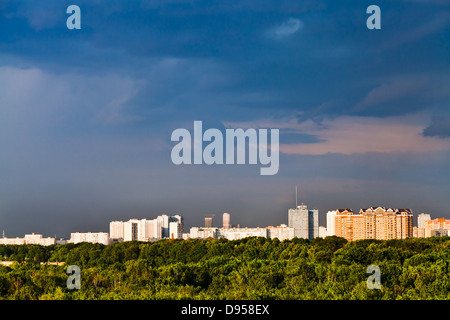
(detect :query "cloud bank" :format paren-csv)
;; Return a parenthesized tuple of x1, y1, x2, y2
(224, 114, 450, 155)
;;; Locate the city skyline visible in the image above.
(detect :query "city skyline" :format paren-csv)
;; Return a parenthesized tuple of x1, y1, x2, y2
(0, 201, 441, 240)
(1, 1, 449, 238)
(1, 206, 448, 247)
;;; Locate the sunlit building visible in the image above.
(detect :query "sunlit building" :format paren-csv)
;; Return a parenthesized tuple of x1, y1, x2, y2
(110, 215, 184, 242)
(418, 213, 431, 229)
(190, 227, 219, 239)
(288, 204, 318, 240)
(109, 221, 124, 241)
(223, 213, 231, 229)
(319, 226, 327, 238)
(0, 233, 55, 246)
(205, 216, 214, 228)
(424, 218, 450, 237)
(69, 232, 110, 245)
(169, 221, 183, 239)
(124, 219, 139, 241)
(267, 224, 295, 241)
(220, 227, 268, 240)
(413, 226, 425, 238)
(326, 210, 336, 236)
(334, 206, 413, 241)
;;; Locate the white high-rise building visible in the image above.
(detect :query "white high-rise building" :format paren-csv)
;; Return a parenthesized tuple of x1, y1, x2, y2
(157, 215, 170, 238)
(137, 219, 150, 240)
(169, 221, 183, 239)
(124, 219, 139, 241)
(172, 215, 184, 237)
(110, 221, 124, 240)
(418, 213, 431, 229)
(145, 219, 160, 240)
(172, 215, 183, 224)
(223, 213, 231, 229)
(111, 215, 184, 242)
(326, 210, 337, 236)
(288, 204, 318, 239)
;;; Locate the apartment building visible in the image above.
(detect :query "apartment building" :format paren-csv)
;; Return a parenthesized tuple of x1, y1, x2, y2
(334, 206, 413, 241)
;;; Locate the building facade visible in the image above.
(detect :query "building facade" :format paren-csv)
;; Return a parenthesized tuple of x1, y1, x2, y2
(223, 213, 231, 229)
(69, 232, 110, 245)
(319, 226, 327, 238)
(288, 204, 318, 239)
(205, 217, 213, 228)
(413, 226, 426, 238)
(220, 227, 268, 240)
(334, 206, 413, 241)
(190, 227, 219, 239)
(424, 218, 450, 237)
(267, 224, 295, 241)
(169, 221, 183, 239)
(123, 219, 139, 241)
(110, 215, 184, 242)
(0, 233, 55, 246)
(326, 210, 336, 236)
(418, 213, 431, 229)
(109, 221, 124, 240)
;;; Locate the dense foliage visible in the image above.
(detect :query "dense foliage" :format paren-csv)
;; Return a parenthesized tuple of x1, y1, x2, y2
(0, 236, 449, 300)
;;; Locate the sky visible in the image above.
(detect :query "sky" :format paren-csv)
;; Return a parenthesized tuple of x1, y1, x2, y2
(0, 0, 449, 238)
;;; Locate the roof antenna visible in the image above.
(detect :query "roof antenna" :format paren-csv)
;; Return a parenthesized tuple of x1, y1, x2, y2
(295, 185, 298, 208)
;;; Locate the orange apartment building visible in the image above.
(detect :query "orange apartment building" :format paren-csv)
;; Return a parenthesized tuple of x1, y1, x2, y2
(334, 206, 413, 241)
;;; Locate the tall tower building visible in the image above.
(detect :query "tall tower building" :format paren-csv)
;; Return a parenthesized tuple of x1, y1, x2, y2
(418, 213, 431, 229)
(124, 219, 139, 241)
(223, 213, 231, 229)
(169, 215, 184, 239)
(169, 221, 182, 239)
(172, 214, 183, 224)
(157, 214, 170, 238)
(288, 204, 319, 239)
(109, 221, 125, 240)
(145, 219, 159, 239)
(205, 216, 213, 228)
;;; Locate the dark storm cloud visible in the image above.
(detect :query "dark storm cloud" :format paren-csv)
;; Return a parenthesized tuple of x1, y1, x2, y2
(424, 116, 450, 138)
(2, 0, 448, 120)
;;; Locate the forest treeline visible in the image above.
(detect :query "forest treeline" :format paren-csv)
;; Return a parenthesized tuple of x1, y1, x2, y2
(0, 236, 449, 300)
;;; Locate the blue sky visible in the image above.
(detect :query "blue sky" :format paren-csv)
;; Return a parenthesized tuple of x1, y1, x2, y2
(0, 0, 449, 237)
